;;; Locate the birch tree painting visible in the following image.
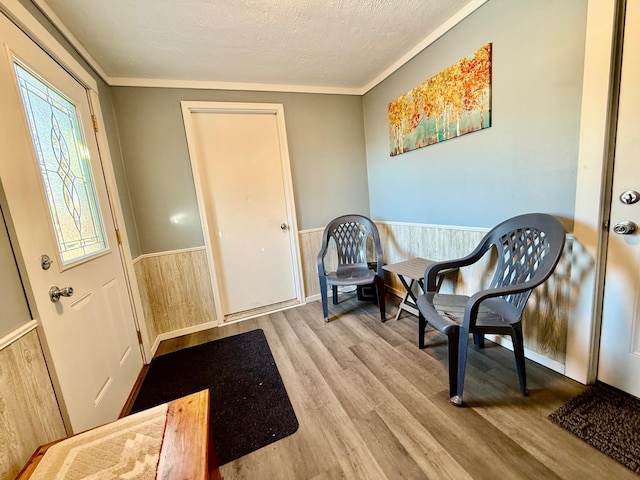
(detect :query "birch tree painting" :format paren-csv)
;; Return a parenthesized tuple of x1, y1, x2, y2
(388, 43, 492, 156)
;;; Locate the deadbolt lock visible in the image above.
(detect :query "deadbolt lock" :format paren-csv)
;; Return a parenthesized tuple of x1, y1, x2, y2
(620, 190, 640, 205)
(41, 254, 53, 270)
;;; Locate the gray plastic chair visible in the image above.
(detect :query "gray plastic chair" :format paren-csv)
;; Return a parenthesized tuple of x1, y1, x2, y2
(317, 214, 386, 322)
(416, 213, 565, 406)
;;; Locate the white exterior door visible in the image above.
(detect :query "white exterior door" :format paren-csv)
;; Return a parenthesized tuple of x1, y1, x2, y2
(0, 13, 142, 433)
(599, 0, 640, 399)
(182, 103, 303, 319)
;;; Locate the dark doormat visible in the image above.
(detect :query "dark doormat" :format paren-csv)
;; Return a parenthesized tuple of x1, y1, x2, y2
(130, 329, 299, 465)
(548, 382, 640, 474)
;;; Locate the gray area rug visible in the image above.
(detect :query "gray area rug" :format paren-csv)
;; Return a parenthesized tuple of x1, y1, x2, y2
(548, 382, 640, 474)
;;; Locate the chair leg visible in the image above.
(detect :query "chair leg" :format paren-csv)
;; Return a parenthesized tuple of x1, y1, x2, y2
(319, 276, 329, 322)
(452, 327, 470, 407)
(375, 276, 386, 322)
(511, 323, 528, 396)
(332, 285, 339, 305)
(418, 312, 427, 349)
(473, 333, 485, 348)
(447, 327, 459, 402)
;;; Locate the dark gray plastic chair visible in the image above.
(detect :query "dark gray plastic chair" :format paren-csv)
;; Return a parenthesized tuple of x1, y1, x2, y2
(416, 213, 565, 406)
(317, 214, 386, 322)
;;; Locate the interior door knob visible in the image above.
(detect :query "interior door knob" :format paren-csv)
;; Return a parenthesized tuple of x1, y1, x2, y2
(50, 286, 74, 302)
(280, 223, 288, 231)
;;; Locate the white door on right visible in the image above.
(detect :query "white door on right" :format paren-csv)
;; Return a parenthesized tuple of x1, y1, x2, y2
(598, 0, 640, 399)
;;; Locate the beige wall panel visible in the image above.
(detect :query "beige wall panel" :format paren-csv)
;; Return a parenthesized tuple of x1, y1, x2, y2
(133, 261, 157, 346)
(299, 229, 323, 298)
(377, 223, 489, 297)
(299, 222, 571, 365)
(139, 224, 569, 362)
(135, 249, 217, 336)
(521, 237, 573, 363)
(0, 330, 66, 479)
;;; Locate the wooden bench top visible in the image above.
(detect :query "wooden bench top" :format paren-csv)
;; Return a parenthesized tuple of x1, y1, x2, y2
(17, 390, 219, 480)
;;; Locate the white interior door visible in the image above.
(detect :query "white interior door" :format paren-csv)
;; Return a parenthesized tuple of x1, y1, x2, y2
(599, 1, 640, 399)
(182, 103, 302, 318)
(0, 13, 142, 433)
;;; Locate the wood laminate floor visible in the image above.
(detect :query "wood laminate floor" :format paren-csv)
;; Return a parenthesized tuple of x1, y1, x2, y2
(156, 295, 638, 480)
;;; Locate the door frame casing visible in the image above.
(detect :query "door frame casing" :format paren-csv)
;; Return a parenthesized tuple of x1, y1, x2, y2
(568, 0, 622, 384)
(181, 101, 305, 323)
(0, 0, 152, 366)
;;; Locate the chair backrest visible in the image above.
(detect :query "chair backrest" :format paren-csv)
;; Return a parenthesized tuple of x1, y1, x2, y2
(476, 213, 566, 314)
(321, 214, 384, 272)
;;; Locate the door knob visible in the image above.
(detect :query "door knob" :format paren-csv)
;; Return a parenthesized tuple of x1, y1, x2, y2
(280, 223, 288, 231)
(50, 286, 74, 302)
(613, 220, 637, 235)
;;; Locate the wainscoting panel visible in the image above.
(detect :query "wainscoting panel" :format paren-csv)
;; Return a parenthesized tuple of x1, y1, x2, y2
(133, 261, 158, 346)
(0, 329, 66, 479)
(376, 223, 491, 296)
(298, 221, 572, 366)
(134, 248, 217, 337)
(135, 224, 570, 366)
(298, 228, 323, 298)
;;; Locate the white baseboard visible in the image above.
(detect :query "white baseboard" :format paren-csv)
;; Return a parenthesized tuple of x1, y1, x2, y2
(147, 300, 311, 360)
(149, 336, 161, 360)
(485, 334, 565, 374)
(147, 321, 220, 362)
(306, 287, 404, 305)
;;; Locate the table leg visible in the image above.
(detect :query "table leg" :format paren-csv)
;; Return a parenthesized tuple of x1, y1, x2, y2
(395, 276, 419, 320)
(395, 272, 447, 321)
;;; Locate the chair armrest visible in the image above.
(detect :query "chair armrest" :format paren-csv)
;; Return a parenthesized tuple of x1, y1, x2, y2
(317, 250, 327, 276)
(462, 275, 553, 328)
(423, 237, 494, 290)
(317, 237, 331, 276)
(423, 253, 485, 291)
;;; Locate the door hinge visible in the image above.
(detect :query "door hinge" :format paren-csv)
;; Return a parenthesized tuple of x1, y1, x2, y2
(115, 228, 122, 245)
(136, 329, 143, 345)
(91, 114, 99, 132)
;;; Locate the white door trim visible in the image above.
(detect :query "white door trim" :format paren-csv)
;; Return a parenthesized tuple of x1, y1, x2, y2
(568, 0, 620, 383)
(181, 101, 304, 323)
(89, 90, 153, 363)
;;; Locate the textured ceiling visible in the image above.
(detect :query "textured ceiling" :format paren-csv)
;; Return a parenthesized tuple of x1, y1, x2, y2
(35, 0, 478, 92)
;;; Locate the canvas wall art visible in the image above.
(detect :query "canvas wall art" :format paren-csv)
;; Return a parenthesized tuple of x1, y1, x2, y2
(388, 43, 492, 156)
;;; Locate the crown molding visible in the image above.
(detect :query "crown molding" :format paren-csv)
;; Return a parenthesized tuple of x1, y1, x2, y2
(108, 76, 363, 95)
(25, 0, 488, 95)
(30, 0, 109, 82)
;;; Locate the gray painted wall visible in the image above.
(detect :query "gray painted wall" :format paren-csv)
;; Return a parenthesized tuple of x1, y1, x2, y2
(111, 88, 369, 254)
(0, 199, 31, 337)
(98, 83, 142, 258)
(363, 0, 587, 230)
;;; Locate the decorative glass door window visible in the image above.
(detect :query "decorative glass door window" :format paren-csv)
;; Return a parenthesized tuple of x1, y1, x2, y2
(13, 61, 107, 264)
